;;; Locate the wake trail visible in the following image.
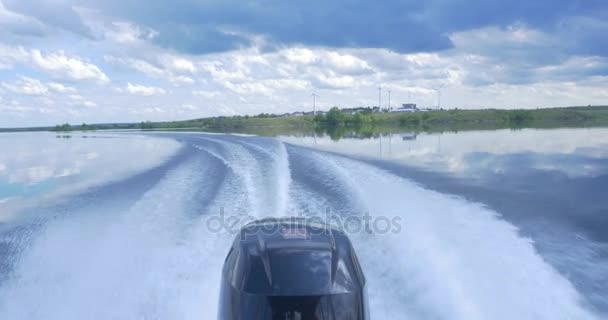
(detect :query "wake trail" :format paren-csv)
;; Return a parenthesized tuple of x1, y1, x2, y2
(0, 134, 597, 320)
(0, 155, 223, 319)
(286, 145, 596, 319)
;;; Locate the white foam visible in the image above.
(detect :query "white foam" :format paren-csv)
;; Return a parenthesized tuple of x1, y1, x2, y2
(306, 150, 596, 319)
(0, 157, 227, 319)
(0, 135, 597, 320)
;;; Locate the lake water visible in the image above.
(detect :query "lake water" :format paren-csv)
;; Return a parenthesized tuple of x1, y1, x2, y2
(0, 128, 606, 319)
(0, 132, 181, 220)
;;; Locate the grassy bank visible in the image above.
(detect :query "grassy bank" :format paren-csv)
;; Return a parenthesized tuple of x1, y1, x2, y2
(151, 105, 608, 136)
(2, 106, 608, 137)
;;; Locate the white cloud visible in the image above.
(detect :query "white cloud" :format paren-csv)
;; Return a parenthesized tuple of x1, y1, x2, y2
(105, 55, 195, 85)
(325, 51, 373, 75)
(311, 74, 356, 89)
(48, 82, 77, 93)
(283, 48, 317, 64)
(2, 76, 48, 95)
(126, 83, 167, 96)
(68, 94, 97, 107)
(169, 75, 195, 84)
(224, 82, 272, 95)
(1, 76, 79, 96)
(104, 55, 164, 77)
(166, 56, 196, 73)
(0, 46, 29, 69)
(0, 46, 109, 83)
(1, 18, 607, 128)
(30, 49, 109, 83)
(105, 21, 158, 44)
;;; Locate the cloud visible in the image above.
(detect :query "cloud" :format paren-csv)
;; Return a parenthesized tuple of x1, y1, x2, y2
(0, 46, 29, 69)
(1, 0, 608, 128)
(1, 76, 77, 96)
(77, 0, 452, 54)
(125, 83, 167, 96)
(104, 21, 158, 44)
(168, 75, 195, 84)
(0, 1, 47, 39)
(104, 55, 195, 85)
(165, 57, 196, 73)
(58, 0, 605, 57)
(449, 24, 608, 86)
(2, 0, 607, 59)
(2, 76, 48, 95)
(281, 48, 373, 76)
(0, 46, 109, 83)
(30, 49, 109, 83)
(192, 90, 218, 98)
(67, 94, 97, 107)
(104, 55, 163, 77)
(91, 0, 451, 54)
(2, 0, 95, 39)
(47, 82, 77, 93)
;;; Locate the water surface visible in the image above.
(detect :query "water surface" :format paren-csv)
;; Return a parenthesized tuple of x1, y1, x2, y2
(0, 129, 605, 319)
(0, 132, 181, 220)
(282, 128, 608, 313)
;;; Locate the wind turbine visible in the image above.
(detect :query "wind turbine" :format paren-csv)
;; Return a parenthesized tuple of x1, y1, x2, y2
(433, 85, 444, 110)
(311, 93, 318, 115)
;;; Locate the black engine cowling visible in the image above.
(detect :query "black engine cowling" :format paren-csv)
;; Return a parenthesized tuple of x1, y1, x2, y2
(218, 217, 370, 320)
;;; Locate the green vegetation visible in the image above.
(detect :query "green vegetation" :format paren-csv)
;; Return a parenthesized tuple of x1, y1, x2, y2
(52, 123, 97, 132)
(1, 106, 608, 138)
(53, 123, 73, 132)
(313, 106, 608, 130)
(133, 105, 608, 140)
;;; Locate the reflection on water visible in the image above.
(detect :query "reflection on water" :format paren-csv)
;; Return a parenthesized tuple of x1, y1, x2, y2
(281, 127, 608, 312)
(281, 128, 608, 177)
(0, 132, 181, 220)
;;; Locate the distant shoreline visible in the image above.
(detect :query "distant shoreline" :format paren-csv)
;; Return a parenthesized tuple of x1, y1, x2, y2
(2, 105, 608, 137)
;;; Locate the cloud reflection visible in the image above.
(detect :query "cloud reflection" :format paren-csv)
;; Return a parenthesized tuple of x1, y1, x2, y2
(280, 128, 608, 178)
(0, 132, 181, 219)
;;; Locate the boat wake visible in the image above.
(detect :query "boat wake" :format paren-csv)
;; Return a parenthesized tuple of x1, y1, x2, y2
(0, 133, 598, 319)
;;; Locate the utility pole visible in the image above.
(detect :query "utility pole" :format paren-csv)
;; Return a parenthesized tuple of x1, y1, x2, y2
(388, 90, 391, 111)
(311, 93, 318, 115)
(378, 87, 382, 111)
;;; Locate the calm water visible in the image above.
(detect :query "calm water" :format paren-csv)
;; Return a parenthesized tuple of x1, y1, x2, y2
(0, 129, 605, 319)
(0, 132, 181, 220)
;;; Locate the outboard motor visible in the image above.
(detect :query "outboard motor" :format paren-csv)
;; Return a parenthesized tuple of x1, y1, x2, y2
(219, 217, 370, 319)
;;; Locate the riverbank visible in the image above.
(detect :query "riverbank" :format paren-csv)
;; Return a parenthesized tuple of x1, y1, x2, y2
(2, 106, 608, 137)
(146, 105, 608, 138)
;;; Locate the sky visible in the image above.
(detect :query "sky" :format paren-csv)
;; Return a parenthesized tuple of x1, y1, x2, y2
(0, 0, 607, 127)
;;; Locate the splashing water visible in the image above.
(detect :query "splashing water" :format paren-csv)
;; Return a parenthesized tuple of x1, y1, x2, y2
(0, 133, 598, 319)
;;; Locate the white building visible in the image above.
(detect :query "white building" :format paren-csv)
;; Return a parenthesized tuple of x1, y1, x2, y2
(391, 103, 418, 112)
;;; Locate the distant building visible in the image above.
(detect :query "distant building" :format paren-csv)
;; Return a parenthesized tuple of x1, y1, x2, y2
(391, 103, 418, 113)
(340, 108, 358, 115)
(340, 107, 374, 115)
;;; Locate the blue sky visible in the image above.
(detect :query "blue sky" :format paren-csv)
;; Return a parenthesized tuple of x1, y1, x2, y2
(0, 0, 607, 127)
